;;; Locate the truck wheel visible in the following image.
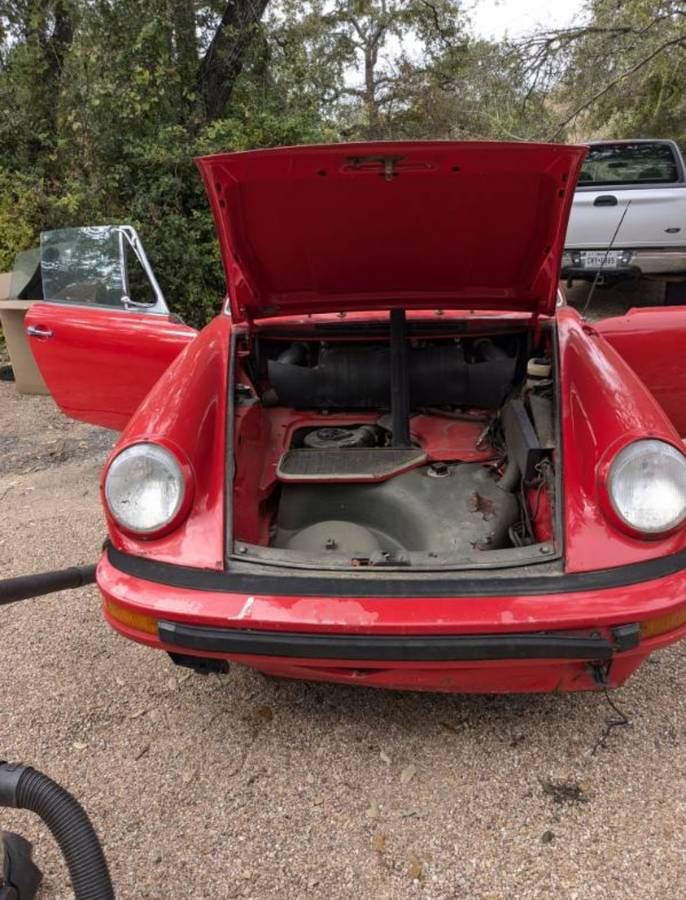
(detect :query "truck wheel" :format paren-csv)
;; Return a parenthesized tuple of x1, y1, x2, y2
(664, 282, 686, 305)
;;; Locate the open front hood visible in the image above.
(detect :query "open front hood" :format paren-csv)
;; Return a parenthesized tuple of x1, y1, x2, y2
(196, 141, 585, 321)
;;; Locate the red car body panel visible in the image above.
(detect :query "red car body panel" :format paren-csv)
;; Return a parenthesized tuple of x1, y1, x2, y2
(25, 141, 686, 694)
(97, 550, 686, 693)
(557, 307, 686, 572)
(102, 316, 231, 570)
(596, 306, 686, 436)
(25, 303, 196, 429)
(196, 141, 585, 320)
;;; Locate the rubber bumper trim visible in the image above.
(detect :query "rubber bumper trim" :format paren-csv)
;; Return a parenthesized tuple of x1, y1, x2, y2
(158, 621, 618, 661)
(106, 543, 686, 599)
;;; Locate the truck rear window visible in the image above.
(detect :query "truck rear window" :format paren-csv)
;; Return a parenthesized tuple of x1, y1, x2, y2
(579, 142, 680, 186)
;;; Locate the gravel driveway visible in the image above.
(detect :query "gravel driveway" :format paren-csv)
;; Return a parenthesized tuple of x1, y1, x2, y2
(1, 282, 685, 899)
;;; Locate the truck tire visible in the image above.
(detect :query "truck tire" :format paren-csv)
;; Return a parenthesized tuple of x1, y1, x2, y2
(664, 282, 686, 305)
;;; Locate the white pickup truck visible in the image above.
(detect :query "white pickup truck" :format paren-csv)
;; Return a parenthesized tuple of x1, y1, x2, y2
(562, 139, 686, 304)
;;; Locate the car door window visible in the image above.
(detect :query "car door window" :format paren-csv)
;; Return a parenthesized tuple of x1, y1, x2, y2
(38, 225, 167, 313)
(41, 226, 127, 307)
(579, 142, 679, 186)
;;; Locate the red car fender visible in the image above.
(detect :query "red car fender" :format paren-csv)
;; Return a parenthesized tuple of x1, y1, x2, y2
(558, 306, 686, 573)
(102, 315, 232, 570)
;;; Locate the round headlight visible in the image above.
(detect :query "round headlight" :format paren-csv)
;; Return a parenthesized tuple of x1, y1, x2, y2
(608, 439, 686, 535)
(105, 443, 186, 535)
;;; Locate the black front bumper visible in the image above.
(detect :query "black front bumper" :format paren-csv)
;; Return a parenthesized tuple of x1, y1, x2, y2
(158, 620, 640, 662)
(561, 264, 641, 282)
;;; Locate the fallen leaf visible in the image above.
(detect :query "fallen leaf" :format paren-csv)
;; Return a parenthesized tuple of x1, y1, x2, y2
(365, 801, 379, 820)
(72, 741, 88, 751)
(373, 832, 386, 854)
(256, 705, 273, 722)
(379, 751, 391, 766)
(408, 854, 423, 880)
(400, 764, 416, 785)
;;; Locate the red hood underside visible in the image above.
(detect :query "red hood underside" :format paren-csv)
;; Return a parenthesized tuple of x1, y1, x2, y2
(196, 141, 586, 321)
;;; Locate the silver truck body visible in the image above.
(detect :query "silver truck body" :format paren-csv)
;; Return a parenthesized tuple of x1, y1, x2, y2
(562, 139, 686, 300)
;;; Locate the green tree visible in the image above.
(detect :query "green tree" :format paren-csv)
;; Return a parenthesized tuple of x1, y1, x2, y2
(0, 0, 334, 325)
(520, 0, 686, 141)
(3, 0, 683, 330)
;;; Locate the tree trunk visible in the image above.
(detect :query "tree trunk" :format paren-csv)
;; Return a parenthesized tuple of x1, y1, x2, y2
(364, 44, 380, 135)
(170, 0, 198, 85)
(196, 0, 270, 123)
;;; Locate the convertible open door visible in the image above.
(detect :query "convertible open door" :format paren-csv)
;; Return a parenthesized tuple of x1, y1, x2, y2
(597, 305, 686, 437)
(24, 226, 197, 430)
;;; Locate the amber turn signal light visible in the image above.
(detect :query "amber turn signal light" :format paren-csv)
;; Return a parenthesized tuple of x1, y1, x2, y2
(105, 598, 158, 635)
(640, 607, 686, 641)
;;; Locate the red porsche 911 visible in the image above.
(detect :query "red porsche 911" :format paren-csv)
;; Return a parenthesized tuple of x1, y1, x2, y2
(25, 141, 686, 693)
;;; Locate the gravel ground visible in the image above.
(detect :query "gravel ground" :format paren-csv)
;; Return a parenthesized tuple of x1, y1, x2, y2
(2, 283, 686, 899)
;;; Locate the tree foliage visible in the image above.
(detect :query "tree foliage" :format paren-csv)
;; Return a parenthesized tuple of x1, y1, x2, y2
(0, 0, 684, 325)
(520, 1, 686, 141)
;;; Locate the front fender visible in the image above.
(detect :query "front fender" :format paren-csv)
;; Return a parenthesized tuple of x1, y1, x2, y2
(558, 307, 686, 573)
(101, 315, 232, 570)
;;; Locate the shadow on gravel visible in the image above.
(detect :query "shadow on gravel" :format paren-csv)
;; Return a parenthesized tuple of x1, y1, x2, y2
(195, 668, 638, 763)
(0, 429, 115, 475)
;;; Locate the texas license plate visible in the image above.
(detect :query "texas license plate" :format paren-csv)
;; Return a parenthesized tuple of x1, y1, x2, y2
(580, 250, 622, 269)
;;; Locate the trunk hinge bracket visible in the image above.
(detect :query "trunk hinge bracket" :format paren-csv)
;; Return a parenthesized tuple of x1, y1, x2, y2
(346, 154, 404, 182)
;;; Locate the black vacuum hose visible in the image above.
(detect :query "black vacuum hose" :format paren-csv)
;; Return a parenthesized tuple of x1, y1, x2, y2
(0, 763, 114, 899)
(0, 564, 96, 607)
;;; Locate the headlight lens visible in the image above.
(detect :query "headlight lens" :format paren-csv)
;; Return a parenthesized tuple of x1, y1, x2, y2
(105, 443, 185, 535)
(608, 439, 686, 534)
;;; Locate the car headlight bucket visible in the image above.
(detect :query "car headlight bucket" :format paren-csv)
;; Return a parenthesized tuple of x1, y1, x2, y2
(607, 439, 686, 536)
(105, 443, 190, 536)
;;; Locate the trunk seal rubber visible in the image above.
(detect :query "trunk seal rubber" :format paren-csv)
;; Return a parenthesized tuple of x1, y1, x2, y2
(107, 543, 686, 599)
(157, 620, 614, 661)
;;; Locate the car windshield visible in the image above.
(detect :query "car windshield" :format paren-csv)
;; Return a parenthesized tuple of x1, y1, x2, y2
(40, 226, 126, 307)
(579, 142, 679, 186)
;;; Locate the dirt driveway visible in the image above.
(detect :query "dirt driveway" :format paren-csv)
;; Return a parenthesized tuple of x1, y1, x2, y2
(1, 283, 685, 899)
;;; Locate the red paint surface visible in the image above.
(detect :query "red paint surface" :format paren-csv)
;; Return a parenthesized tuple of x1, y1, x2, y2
(528, 482, 554, 544)
(196, 141, 585, 320)
(596, 306, 686, 436)
(89, 304, 686, 692)
(252, 309, 543, 331)
(557, 307, 686, 573)
(102, 316, 231, 569)
(27, 140, 686, 693)
(25, 304, 196, 429)
(97, 550, 686, 693)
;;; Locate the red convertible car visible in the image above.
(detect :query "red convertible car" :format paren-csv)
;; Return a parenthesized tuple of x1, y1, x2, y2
(25, 142, 686, 693)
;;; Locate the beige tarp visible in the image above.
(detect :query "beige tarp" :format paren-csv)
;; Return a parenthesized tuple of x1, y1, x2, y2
(0, 270, 49, 395)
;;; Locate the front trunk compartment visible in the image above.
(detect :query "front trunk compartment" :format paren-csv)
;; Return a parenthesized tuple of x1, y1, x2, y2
(230, 314, 559, 571)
